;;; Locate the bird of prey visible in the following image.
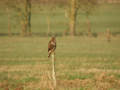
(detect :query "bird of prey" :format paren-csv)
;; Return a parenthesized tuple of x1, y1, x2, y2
(48, 36, 56, 57)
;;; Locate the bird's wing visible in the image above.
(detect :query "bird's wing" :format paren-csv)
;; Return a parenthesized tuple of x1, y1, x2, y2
(48, 41, 56, 52)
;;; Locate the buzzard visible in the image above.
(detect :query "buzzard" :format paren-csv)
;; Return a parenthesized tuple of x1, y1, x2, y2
(48, 36, 56, 57)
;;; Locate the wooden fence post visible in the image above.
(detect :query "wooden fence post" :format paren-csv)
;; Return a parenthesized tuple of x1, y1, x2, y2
(51, 52, 56, 89)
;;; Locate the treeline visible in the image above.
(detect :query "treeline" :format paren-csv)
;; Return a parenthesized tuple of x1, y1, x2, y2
(0, 0, 98, 36)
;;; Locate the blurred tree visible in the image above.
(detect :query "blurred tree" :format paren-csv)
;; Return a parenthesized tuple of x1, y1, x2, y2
(65, 0, 98, 36)
(6, 7, 11, 36)
(0, 0, 98, 36)
(0, 0, 32, 36)
(35, 0, 65, 36)
(29, 0, 98, 36)
(35, 0, 54, 36)
(46, 9, 52, 36)
(77, 0, 98, 36)
(24, 0, 32, 36)
(0, 0, 15, 36)
(69, 0, 78, 36)
(106, 28, 111, 42)
(19, 0, 32, 36)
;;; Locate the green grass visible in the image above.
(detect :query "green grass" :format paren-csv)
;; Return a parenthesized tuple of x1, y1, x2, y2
(0, 36, 120, 90)
(0, 3, 120, 90)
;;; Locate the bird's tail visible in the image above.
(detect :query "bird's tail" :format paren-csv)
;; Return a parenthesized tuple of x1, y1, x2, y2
(48, 54, 50, 58)
(48, 51, 51, 58)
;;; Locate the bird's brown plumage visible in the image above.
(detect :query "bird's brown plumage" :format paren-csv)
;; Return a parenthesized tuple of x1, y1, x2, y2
(48, 37, 56, 57)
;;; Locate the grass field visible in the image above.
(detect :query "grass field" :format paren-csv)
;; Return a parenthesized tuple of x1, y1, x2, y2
(0, 36, 120, 90)
(0, 3, 120, 90)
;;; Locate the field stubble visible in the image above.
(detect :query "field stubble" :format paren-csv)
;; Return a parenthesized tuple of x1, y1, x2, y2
(0, 36, 120, 90)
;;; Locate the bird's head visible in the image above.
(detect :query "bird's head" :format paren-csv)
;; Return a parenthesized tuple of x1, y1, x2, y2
(51, 36, 56, 41)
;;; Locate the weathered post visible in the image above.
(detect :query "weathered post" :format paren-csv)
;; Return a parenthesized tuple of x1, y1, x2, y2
(51, 52, 56, 88)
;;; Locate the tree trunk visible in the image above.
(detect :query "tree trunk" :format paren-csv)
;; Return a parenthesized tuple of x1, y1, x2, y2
(69, 0, 77, 36)
(63, 9, 69, 36)
(86, 17, 92, 37)
(28, 0, 32, 35)
(24, 0, 28, 36)
(106, 28, 111, 42)
(19, 11, 26, 36)
(6, 8, 12, 36)
(51, 52, 56, 89)
(21, 20, 26, 36)
(23, 0, 31, 36)
(47, 16, 50, 36)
